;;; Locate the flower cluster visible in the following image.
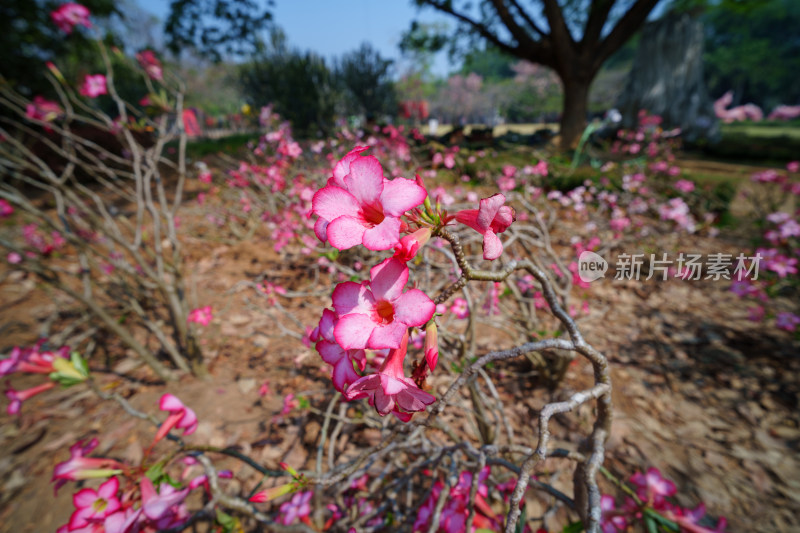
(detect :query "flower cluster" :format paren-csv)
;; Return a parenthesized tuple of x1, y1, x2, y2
(1, 340, 88, 414)
(309, 147, 515, 421)
(53, 394, 214, 532)
(602, 467, 726, 533)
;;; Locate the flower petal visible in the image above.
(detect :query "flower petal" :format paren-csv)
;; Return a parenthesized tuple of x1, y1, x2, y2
(361, 217, 402, 250)
(380, 178, 427, 217)
(477, 194, 506, 231)
(332, 282, 373, 316)
(344, 374, 380, 400)
(326, 216, 367, 250)
(159, 393, 184, 412)
(369, 258, 409, 302)
(332, 146, 369, 187)
(312, 186, 360, 222)
(313, 217, 329, 243)
(344, 156, 384, 205)
(334, 313, 375, 350)
(482, 229, 503, 260)
(317, 341, 346, 365)
(393, 289, 435, 327)
(367, 321, 408, 350)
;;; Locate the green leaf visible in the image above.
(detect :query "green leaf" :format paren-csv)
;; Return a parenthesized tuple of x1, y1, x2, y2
(561, 522, 584, 533)
(215, 509, 238, 532)
(644, 514, 658, 533)
(514, 505, 528, 533)
(645, 508, 680, 531)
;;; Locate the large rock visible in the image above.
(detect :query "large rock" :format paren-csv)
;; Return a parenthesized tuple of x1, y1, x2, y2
(617, 13, 719, 144)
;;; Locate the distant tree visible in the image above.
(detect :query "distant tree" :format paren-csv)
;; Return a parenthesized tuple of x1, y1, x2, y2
(238, 29, 335, 137)
(408, 0, 663, 150)
(460, 46, 516, 81)
(164, 0, 274, 61)
(702, 0, 800, 109)
(335, 43, 397, 121)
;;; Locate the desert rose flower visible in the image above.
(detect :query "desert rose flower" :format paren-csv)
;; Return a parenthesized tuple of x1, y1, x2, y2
(455, 193, 515, 260)
(51, 3, 92, 34)
(187, 306, 213, 326)
(332, 258, 435, 350)
(68, 476, 121, 530)
(344, 331, 435, 421)
(136, 50, 163, 81)
(79, 74, 107, 98)
(154, 393, 198, 443)
(314, 308, 365, 392)
(312, 148, 426, 250)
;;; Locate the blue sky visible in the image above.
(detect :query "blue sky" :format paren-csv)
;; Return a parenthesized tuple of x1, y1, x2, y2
(133, 0, 456, 77)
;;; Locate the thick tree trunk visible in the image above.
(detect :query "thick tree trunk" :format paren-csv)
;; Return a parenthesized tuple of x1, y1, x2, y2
(559, 77, 591, 151)
(617, 13, 719, 144)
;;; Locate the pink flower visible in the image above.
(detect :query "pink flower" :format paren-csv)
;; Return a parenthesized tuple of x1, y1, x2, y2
(140, 476, 189, 521)
(776, 312, 800, 332)
(7, 252, 22, 264)
(50, 3, 92, 34)
(136, 50, 163, 81)
(5, 381, 56, 414)
(312, 147, 427, 250)
(455, 194, 516, 260)
(279, 491, 312, 525)
(79, 74, 107, 98)
(313, 309, 365, 392)
(674, 179, 695, 193)
(52, 439, 124, 494)
(187, 306, 213, 326)
(600, 494, 628, 533)
(26, 96, 62, 123)
(630, 467, 676, 509)
(154, 394, 198, 443)
(69, 477, 121, 530)
(332, 258, 435, 350)
(344, 332, 435, 421)
(788, 161, 799, 173)
(0, 199, 13, 218)
(450, 297, 469, 319)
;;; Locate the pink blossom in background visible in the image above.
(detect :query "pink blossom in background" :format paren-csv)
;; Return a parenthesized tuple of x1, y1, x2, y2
(51, 3, 92, 34)
(187, 306, 213, 326)
(674, 179, 695, 193)
(455, 193, 515, 260)
(776, 312, 800, 332)
(7, 252, 22, 264)
(154, 394, 198, 443)
(450, 297, 469, 319)
(332, 258, 434, 350)
(5, 382, 57, 415)
(630, 467, 677, 509)
(26, 96, 62, 123)
(279, 491, 312, 525)
(0, 199, 13, 218)
(600, 494, 628, 533)
(79, 74, 107, 98)
(787, 161, 799, 173)
(136, 50, 163, 81)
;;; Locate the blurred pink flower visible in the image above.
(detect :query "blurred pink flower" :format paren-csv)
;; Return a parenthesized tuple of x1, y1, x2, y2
(51, 3, 92, 34)
(79, 74, 107, 98)
(187, 306, 213, 326)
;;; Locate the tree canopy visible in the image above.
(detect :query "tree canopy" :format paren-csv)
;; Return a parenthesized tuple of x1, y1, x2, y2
(408, 0, 662, 149)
